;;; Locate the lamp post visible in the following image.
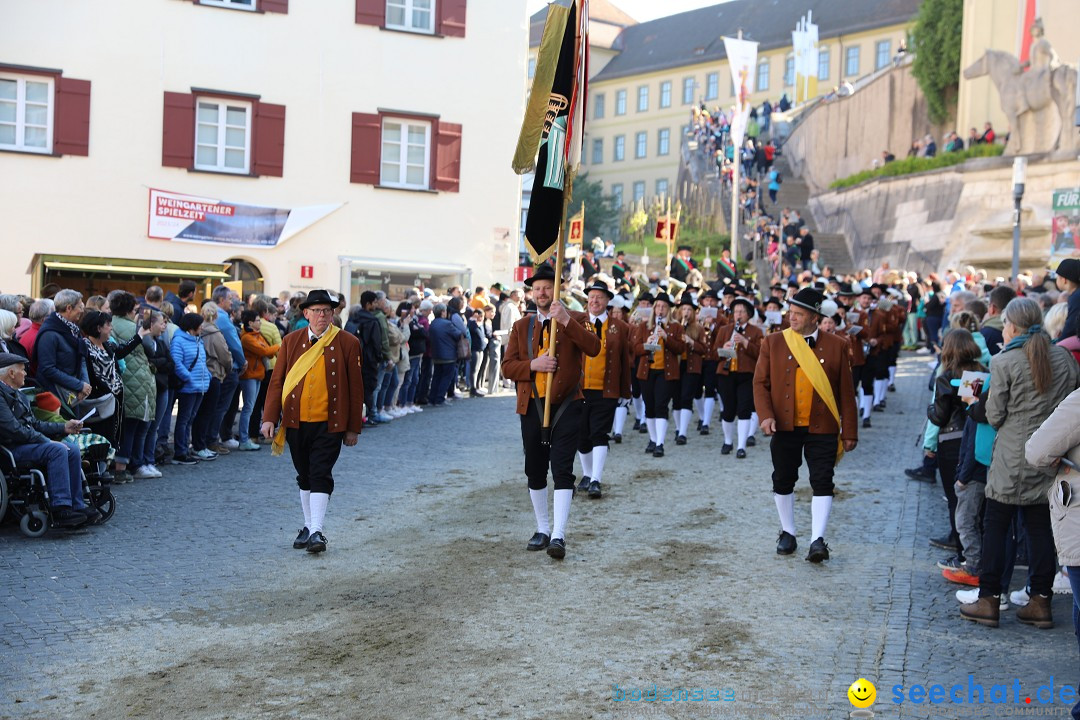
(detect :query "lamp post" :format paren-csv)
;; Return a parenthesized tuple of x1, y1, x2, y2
(1011, 156, 1026, 282)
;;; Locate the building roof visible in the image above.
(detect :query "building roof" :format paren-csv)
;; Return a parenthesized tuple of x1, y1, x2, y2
(591, 0, 921, 83)
(529, 0, 637, 47)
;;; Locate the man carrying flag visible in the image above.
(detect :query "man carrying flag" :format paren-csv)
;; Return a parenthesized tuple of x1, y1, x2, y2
(753, 287, 858, 563)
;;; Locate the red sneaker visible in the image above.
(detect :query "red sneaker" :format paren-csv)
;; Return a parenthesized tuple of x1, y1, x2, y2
(943, 566, 980, 587)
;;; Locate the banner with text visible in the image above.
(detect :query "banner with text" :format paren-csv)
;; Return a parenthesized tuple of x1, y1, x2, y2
(148, 189, 342, 249)
(1051, 187, 1080, 262)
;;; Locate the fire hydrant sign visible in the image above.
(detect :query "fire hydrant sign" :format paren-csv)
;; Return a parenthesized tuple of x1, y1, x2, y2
(148, 188, 342, 249)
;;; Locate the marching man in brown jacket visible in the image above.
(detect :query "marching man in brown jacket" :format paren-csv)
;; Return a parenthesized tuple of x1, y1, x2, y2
(575, 281, 632, 500)
(753, 287, 858, 563)
(503, 265, 601, 559)
(261, 290, 365, 554)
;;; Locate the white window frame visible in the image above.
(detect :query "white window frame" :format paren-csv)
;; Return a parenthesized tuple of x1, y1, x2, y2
(615, 90, 627, 116)
(385, 0, 436, 35)
(876, 40, 892, 70)
(200, 0, 257, 10)
(637, 85, 648, 112)
(705, 72, 719, 100)
(194, 97, 252, 175)
(634, 131, 646, 159)
(845, 46, 860, 77)
(611, 183, 624, 209)
(594, 93, 605, 119)
(659, 81, 672, 109)
(379, 116, 432, 190)
(756, 60, 770, 92)
(613, 135, 625, 162)
(632, 181, 645, 204)
(784, 55, 795, 87)
(818, 47, 830, 81)
(0, 72, 54, 154)
(592, 138, 603, 165)
(682, 77, 694, 105)
(656, 178, 669, 198)
(657, 128, 670, 156)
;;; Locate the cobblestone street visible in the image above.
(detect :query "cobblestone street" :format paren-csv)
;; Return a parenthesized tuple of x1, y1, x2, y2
(1, 354, 1075, 719)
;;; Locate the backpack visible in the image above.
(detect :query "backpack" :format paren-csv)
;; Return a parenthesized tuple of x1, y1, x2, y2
(775, 172, 783, 184)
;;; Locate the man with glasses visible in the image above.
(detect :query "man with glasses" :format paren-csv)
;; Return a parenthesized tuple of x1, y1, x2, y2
(262, 290, 365, 554)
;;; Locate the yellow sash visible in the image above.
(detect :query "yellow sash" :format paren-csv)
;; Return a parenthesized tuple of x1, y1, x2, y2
(272, 325, 341, 456)
(782, 328, 844, 465)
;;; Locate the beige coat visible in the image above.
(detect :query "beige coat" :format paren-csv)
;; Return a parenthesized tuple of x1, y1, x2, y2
(1026, 386, 1080, 565)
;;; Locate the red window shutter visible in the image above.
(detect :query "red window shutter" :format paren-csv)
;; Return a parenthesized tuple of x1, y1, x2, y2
(350, 112, 381, 185)
(437, 0, 466, 37)
(253, 102, 286, 177)
(433, 121, 462, 193)
(261, 0, 288, 12)
(162, 92, 195, 169)
(355, 0, 383, 26)
(53, 77, 91, 156)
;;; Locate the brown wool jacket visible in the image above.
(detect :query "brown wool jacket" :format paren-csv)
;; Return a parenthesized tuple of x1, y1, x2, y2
(584, 316, 633, 399)
(711, 322, 764, 376)
(631, 321, 687, 381)
(503, 310, 602, 415)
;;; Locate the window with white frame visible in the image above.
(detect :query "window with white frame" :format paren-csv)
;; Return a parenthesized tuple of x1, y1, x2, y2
(613, 135, 625, 161)
(659, 81, 671, 109)
(528, 57, 536, 79)
(632, 181, 645, 204)
(818, 48, 830, 81)
(756, 60, 770, 92)
(611, 183, 623, 209)
(195, 98, 251, 174)
(200, 0, 256, 9)
(380, 117, 431, 189)
(592, 138, 603, 164)
(784, 55, 795, 86)
(682, 77, 694, 105)
(705, 72, 719, 100)
(845, 46, 860, 76)
(656, 178, 669, 198)
(635, 131, 646, 158)
(594, 93, 605, 119)
(657, 128, 670, 156)
(615, 89, 627, 115)
(875, 40, 892, 70)
(386, 0, 435, 34)
(637, 85, 648, 112)
(0, 73, 53, 153)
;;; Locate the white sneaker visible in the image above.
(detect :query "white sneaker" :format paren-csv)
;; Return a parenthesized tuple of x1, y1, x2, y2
(146, 464, 164, 478)
(1009, 587, 1030, 607)
(390, 407, 406, 418)
(132, 465, 158, 479)
(915, 347, 931, 355)
(956, 588, 1008, 609)
(222, 439, 240, 450)
(410, 405, 423, 413)
(195, 449, 218, 461)
(1054, 571, 1073, 595)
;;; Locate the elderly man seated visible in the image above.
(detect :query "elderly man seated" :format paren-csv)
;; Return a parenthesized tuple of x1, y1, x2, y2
(0, 352, 94, 528)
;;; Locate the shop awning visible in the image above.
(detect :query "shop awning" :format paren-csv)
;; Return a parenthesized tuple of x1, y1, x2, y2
(30, 254, 231, 279)
(338, 256, 470, 276)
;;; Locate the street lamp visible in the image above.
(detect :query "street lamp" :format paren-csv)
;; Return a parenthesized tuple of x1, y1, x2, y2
(1011, 156, 1026, 282)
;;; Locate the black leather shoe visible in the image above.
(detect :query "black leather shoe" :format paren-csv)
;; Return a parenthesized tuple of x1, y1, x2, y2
(527, 532, 550, 551)
(880, 398, 887, 409)
(862, 418, 872, 428)
(746, 436, 757, 447)
(721, 443, 733, 455)
(700, 426, 710, 435)
(52, 506, 89, 529)
(633, 419, 641, 430)
(638, 424, 648, 434)
(930, 533, 960, 551)
(653, 444, 665, 457)
(806, 537, 830, 563)
(776, 531, 797, 555)
(588, 480, 602, 499)
(576, 476, 590, 492)
(547, 537, 566, 559)
(293, 527, 310, 549)
(675, 434, 687, 446)
(613, 433, 622, 444)
(645, 441, 656, 454)
(905, 467, 935, 483)
(873, 403, 885, 413)
(889, 384, 896, 392)
(736, 448, 747, 459)
(696, 419, 702, 431)
(306, 531, 327, 553)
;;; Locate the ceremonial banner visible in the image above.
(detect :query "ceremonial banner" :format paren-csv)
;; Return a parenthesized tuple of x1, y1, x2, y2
(791, 12, 819, 105)
(148, 189, 341, 248)
(655, 218, 679, 242)
(568, 207, 585, 245)
(723, 35, 758, 148)
(513, 0, 589, 264)
(1051, 187, 1080, 262)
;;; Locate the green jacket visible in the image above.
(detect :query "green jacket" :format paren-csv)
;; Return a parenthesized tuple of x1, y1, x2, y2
(112, 316, 156, 422)
(374, 310, 392, 362)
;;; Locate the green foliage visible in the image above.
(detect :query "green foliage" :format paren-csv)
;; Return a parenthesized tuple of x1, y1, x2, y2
(566, 173, 619, 241)
(911, 0, 963, 124)
(828, 143, 1004, 190)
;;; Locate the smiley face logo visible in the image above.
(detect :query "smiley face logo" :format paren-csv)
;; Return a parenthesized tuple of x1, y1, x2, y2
(848, 678, 876, 708)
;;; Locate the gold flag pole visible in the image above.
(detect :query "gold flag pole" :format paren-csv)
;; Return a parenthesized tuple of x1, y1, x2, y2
(542, 164, 576, 443)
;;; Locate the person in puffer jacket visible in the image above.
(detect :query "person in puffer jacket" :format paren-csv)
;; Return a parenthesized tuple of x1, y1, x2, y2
(169, 313, 210, 463)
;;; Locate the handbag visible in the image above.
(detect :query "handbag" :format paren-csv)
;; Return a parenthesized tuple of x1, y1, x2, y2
(456, 333, 470, 360)
(77, 392, 117, 420)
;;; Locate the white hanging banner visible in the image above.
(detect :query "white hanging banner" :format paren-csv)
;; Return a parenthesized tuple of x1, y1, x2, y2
(723, 35, 759, 148)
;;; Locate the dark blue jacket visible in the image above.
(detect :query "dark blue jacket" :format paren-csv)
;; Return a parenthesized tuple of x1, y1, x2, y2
(429, 317, 462, 363)
(1060, 289, 1080, 341)
(31, 313, 88, 403)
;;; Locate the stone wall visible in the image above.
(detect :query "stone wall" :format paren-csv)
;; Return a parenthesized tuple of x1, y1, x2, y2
(809, 152, 1080, 276)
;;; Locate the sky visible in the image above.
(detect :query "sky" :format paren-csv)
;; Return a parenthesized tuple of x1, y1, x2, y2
(525, 0, 731, 23)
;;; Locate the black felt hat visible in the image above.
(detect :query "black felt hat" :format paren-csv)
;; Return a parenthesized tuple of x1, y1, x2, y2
(585, 280, 615, 299)
(788, 287, 827, 316)
(524, 264, 563, 287)
(299, 290, 344, 310)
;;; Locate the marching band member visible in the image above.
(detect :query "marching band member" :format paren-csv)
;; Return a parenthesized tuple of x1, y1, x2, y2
(631, 292, 685, 457)
(673, 297, 709, 445)
(712, 296, 763, 458)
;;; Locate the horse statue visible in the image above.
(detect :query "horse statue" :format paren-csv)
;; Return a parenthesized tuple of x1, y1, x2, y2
(963, 47, 1078, 155)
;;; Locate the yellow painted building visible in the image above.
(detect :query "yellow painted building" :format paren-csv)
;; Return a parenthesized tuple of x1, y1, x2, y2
(531, 0, 919, 212)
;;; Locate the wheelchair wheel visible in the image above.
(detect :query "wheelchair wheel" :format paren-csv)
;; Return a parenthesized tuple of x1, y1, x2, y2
(0, 475, 7, 526)
(89, 486, 115, 523)
(19, 510, 48, 538)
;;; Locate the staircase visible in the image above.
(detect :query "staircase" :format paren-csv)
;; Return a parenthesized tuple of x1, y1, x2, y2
(772, 154, 855, 275)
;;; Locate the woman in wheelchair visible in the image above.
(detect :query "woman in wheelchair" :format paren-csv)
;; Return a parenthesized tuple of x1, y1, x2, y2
(0, 352, 99, 528)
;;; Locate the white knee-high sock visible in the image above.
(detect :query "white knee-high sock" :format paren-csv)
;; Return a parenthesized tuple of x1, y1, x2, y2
(551, 488, 573, 540)
(702, 397, 715, 427)
(634, 397, 645, 421)
(750, 412, 760, 437)
(530, 488, 550, 535)
(774, 493, 796, 536)
(309, 492, 329, 533)
(722, 420, 735, 445)
(811, 495, 833, 541)
(694, 397, 704, 418)
(677, 409, 692, 436)
(888, 366, 897, 385)
(655, 418, 668, 444)
(300, 489, 311, 528)
(875, 379, 887, 404)
(717, 394, 725, 415)
(737, 418, 751, 450)
(613, 406, 628, 435)
(591, 446, 608, 483)
(579, 451, 593, 479)
(861, 393, 872, 419)
(646, 418, 657, 443)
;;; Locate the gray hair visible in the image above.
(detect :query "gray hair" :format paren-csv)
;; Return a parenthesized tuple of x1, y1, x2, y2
(0, 309, 16, 340)
(211, 285, 231, 303)
(0, 364, 21, 380)
(53, 289, 83, 313)
(28, 299, 53, 323)
(432, 303, 447, 318)
(0, 294, 20, 313)
(952, 290, 976, 308)
(1002, 296, 1043, 332)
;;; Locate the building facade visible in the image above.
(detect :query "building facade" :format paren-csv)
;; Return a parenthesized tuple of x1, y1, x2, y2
(0, 0, 526, 302)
